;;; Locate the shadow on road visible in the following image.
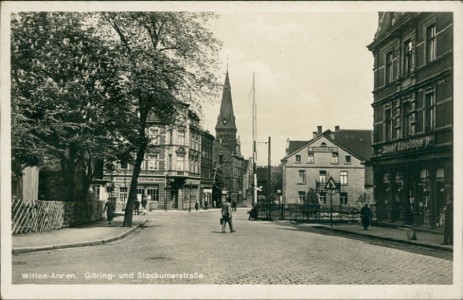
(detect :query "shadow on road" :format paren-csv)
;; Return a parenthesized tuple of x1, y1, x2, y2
(273, 222, 452, 261)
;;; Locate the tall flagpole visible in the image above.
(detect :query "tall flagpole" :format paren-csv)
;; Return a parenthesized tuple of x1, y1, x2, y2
(252, 73, 257, 207)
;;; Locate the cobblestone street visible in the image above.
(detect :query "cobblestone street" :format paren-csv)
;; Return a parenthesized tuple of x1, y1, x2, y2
(12, 209, 452, 284)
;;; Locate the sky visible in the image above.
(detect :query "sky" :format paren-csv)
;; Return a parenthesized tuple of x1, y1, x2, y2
(201, 12, 378, 166)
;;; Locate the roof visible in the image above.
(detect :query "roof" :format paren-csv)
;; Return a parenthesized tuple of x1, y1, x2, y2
(215, 70, 237, 131)
(333, 130, 372, 160)
(287, 141, 310, 155)
(282, 129, 372, 161)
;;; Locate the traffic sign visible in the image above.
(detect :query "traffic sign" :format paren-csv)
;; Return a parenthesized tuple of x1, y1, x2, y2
(325, 177, 337, 190)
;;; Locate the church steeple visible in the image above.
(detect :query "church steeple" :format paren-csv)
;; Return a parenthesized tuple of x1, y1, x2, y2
(215, 69, 238, 152)
(216, 69, 237, 131)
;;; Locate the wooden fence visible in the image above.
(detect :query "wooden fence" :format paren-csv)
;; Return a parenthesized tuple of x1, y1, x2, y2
(12, 197, 65, 235)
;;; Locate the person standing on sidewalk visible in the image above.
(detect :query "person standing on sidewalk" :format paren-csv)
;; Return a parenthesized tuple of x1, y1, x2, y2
(141, 196, 148, 215)
(442, 196, 453, 245)
(195, 200, 199, 211)
(221, 197, 235, 233)
(204, 199, 208, 210)
(134, 199, 141, 215)
(104, 199, 115, 225)
(360, 203, 372, 230)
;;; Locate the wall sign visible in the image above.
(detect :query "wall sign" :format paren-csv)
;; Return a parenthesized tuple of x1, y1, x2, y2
(381, 135, 433, 155)
(308, 147, 338, 152)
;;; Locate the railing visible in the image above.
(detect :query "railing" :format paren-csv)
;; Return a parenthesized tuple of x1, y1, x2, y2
(254, 203, 366, 224)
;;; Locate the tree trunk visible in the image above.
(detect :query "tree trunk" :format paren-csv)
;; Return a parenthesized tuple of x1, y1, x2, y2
(123, 142, 146, 227)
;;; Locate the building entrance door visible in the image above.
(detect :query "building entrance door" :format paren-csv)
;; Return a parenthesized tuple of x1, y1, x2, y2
(171, 191, 178, 209)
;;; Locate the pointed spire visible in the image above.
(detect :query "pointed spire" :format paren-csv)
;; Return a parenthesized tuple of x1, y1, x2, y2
(216, 69, 236, 131)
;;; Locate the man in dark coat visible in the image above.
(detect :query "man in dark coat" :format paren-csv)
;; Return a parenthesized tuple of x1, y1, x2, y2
(442, 197, 453, 245)
(360, 203, 372, 230)
(134, 199, 141, 215)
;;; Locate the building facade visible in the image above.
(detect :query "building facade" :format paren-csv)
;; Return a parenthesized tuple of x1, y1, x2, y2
(200, 130, 215, 207)
(103, 103, 202, 211)
(367, 12, 453, 228)
(214, 70, 245, 204)
(281, 126, 373, 207)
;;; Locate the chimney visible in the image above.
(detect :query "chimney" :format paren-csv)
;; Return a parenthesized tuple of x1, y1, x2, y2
(317, 126, 322, 134)
(313, 131, 317, 139)
(335, 126, 340, 132)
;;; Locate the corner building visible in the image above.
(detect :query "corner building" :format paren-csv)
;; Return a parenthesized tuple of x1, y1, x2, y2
(367, 12, 453, 228)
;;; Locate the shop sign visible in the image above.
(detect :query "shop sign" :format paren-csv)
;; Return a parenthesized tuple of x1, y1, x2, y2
(308, 147, 337, 152)
(381, 135, 433, 155)
(103, 176, 164, 183)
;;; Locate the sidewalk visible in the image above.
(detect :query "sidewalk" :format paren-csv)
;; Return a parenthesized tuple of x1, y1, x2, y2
(295, 222, 453, 252)
(12, 214, 148, 255)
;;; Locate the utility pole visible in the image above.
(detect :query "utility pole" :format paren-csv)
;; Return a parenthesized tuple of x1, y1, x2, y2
(267, 136, 271, 220)
(252, 73, 257, 208)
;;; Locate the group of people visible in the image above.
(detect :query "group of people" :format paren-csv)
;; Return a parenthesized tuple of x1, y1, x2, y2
(133, 197, 148, 215)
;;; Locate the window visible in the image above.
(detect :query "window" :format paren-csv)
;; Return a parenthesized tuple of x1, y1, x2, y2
(319, 193, 326, 205)
(146, 186, 160, 201)
(403, 102, 416, 137)
(148, 127, 160, 144)
(177, 156, 185, 171)
(403, 40, 413, 74)
(385, 106, 392, 141)
(331, 152, 339, 164)
(177, 131, 185, 145)
(168, 154, 172, 170)
(340, 192, 348, 205)
(298, 191, 306, 203)
(386, 51, 393, 83)
(320, 142, 327, 147)
(308, 151, 314, 163)
(295, 155, 301, 163)
(426, 25, 436, 63)
(147, 155, 158, 170)
(319, 170, 326, 184)
(298, 170, 306, 184)
(425, 90, 435, 131)
(340, 171, 348, 185)
(219, 153, 224, 163)
(394, 106, 401, 139)
(92, 185, 100, 199)
(345, 155, 351, 164)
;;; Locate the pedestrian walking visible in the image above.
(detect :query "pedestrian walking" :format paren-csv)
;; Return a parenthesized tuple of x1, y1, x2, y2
(141, 196, 148, 215)
(134, 199, 141, 215)
(442, 196, 453, 245)
(221, 197, 235, 233)
(104, 199, 115, 225)
(213, 200, 216, 208)
(232, 200, 237, 211)
(204, 199, 208, 210)
(360, 203, 372, 230)
(195, 200, 199, 211)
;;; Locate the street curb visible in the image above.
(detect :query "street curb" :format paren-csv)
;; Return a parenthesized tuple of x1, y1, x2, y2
(12, 219, 148, 255)
(316, 226, 453, 253)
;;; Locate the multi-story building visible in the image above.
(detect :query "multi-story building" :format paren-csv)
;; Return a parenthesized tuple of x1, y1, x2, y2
(367, 12, 453, 228)
(103, 102, 202, 211)
(214, 70, 245, 204)
(200, 130, 215, 207)
(281, 126, 373, 207)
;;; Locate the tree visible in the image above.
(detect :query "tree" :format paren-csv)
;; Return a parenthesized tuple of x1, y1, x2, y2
(11, 12, 121, 201)
(98, 12, 221, 226)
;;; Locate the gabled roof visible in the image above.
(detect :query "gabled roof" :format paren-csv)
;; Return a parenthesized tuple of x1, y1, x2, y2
(333, 130, 372, 160)
(287, 141, 310, 155)
(282, 129, 372, 162)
